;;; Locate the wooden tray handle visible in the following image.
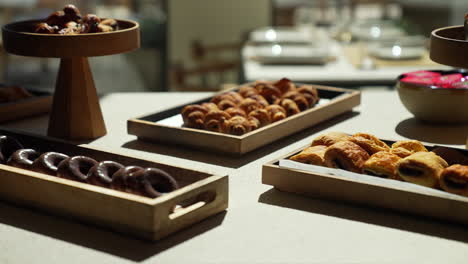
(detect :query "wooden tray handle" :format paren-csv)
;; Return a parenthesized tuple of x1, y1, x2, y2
(169, 190, 217, 220)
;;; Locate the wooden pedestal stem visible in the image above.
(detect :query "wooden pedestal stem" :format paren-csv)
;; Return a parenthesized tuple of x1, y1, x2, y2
(47, 57, 107, 139)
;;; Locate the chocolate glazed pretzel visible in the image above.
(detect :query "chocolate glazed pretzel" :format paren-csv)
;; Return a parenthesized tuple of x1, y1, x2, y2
(0, 135, 179, 198)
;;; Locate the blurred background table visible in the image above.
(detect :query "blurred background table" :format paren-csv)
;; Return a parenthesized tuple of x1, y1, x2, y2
(0, 90, 467, 263)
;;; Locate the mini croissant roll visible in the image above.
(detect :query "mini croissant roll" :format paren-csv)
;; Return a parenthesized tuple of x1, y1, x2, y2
(290, 145, 327, 166)
(255, 83, 282, 104)
(225, 107, 247, 118)
(282, 91, 309, 111)
(439, 165, 468, 197)
(204, 110, 231, 132)
(211, 91, 243, 105)
(324, 141, 370, 173)
(248, 109, 271, 127)
(181, 104, 208, 129)
(362, 151, 401, 180)
(217, 99, 237, 110)
(311, 131, 351, 147)
(246, 94, 270, 108)
(201, 102, 219, 112)
(390, 140, 428, 158)
(239, 86, 258, 97)
(396, 152, 448, 188)
(297, 85, 319, 106)
(274, 78, 296, 94)
(265, 105, 286, 122)
(239, 98, 262, 114)
(279, 99, 300, 116)
(349, 133, 390, 155)
(221, 116, 254, 135)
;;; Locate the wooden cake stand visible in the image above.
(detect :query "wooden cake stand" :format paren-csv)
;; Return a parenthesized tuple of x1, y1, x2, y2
(2, 19, 140, 140)
(430, 25, 468, 69)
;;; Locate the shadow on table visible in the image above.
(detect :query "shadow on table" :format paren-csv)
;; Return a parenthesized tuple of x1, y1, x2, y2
(258, 188, 468, 243)
(396, 118, 468, 145)
(122, 111, 360, 168)
(0, 201, 226, 261)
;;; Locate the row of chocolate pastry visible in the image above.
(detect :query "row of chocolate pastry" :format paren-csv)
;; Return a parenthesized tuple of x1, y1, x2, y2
(290, 132, 468, 197)
(181, 78, 320, 135)
(34, 4, 117, 34)
(0, 135, 178, 198)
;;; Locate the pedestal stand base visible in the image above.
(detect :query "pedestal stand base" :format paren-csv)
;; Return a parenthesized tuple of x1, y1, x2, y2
(47, 57, 107, 140)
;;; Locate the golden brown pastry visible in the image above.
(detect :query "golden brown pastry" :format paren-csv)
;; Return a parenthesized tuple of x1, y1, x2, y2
(439, 165, 468, 196)
(225, 107, 247, 118)
(290, 145, 327, 166)
(396, 152, 448, 188)
(248, 109, 271, 127)
(274, 78, 296, 94)
(282, 91, 309, 111)
(221, 116, 254, 135)
(265, 105, 286, 122)
(297, 85, 319, 106)
(217, 99, 237, 110)
(211, 91, 243, 105)
(390, 140, 428, 158)
(349, 133, 390, 155)
(311, 132, 351, 147)
(324, 141, 370, 173)
(238, 85, 258, 97)
(239, 98, 262, 114)
(362, 151, 401, 179)
(255, 82, 282, 104)
(246, 94, 270, 108)
(204, 110, 231, 132)
(431, 146, 468, 166)
(181, 104, 207, 129)
(279, 99, 300, 116)
(201, 102, 219, 112)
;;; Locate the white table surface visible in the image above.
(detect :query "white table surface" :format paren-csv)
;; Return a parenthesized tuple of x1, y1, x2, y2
(1, 90, 468, 264)
(242, 43, 449, 85)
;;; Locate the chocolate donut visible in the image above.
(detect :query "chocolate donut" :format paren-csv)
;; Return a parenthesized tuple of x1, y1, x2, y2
(57, 156, 98, 182)
(31, 152, 69, 176)
(0, 135, 24, 163)
(87, 161, 124, 187)
(111, 166, 144, 193)
(129, 168, 179, 198)
(7, 149, 40, 170)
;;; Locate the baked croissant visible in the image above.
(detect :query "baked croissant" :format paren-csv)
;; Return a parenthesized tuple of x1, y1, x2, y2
(239, 86, 258, 97)
(265, 105, 287, 122)
(211, 91, 243, 105)
(181, 104, 208, 129)
(274, 78, 296, 94)
(221, 116, 254, 135)
(204, 110, 231, 132)
(282, 91, 309, 111)
(279, 99, 300, 116)
(225, 107, 247, 118)
(255, 82, 282, 104)
(297, 85, 319, 106)
(217, 99, 237, 110)
(248, 109, 271, 127)
(239, 98, 262, 114)
(246, 94, 270, 108)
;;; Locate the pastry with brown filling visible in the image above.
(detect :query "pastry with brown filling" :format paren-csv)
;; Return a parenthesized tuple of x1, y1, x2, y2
(396, 152, 448, 188)
(297, 85, 319, 106)
(439, 164, 468, 197)
(279, 99, 300, 116)
(265, 105, 286, 122)
(324, 141, 370, 173)
(290, 145, 327, 166)
(181, 104, 207, 129)
(362, 151, 401, 179)
(248, 109, 271, 127)
(349, 133, 390, 155)
(204, 110, 231, 132)
(311, 132, 351, 147)
(390, 140, 428, 158)
(221, 116, 254, 135)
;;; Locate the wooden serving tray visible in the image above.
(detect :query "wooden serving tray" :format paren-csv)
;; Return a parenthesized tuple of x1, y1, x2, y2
(0, 129, 228, 241)
(0, 89, 52, 123)
(128, 84, 360, 155)
(262, 141, 468, 225)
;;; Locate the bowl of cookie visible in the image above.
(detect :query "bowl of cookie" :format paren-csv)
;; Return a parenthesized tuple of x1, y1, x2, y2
(396, 70, 468, 124)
